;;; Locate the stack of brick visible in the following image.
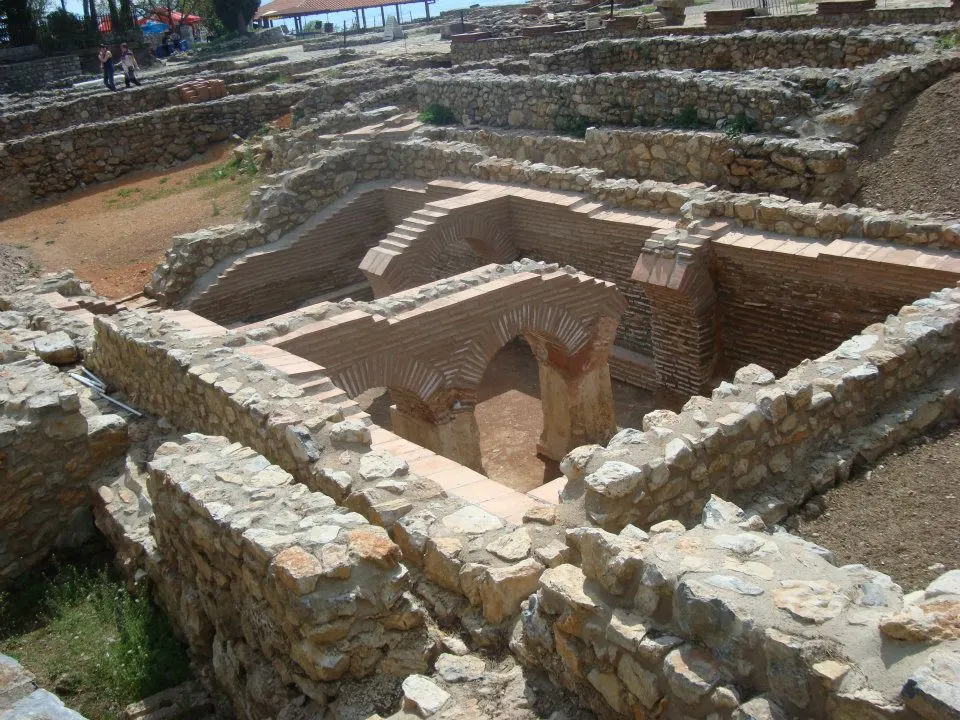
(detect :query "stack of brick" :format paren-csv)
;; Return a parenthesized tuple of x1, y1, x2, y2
(176, 78, 228, 104)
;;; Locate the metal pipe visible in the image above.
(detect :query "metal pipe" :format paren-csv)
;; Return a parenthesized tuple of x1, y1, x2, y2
(69, 374, 144, 417)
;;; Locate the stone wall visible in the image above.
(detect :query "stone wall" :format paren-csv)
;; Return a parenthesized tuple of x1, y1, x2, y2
(417, 70, 813, 133)
(0, 54, 82, 93)
(0, 88, 307, 214)
(0, 293, 128, 586)
(423, 126, 855, 203)
(140, 433, 430, 719)
(815, 51, 960, 143)
(562, 285, 960, 532)
(528, 28, 930, 74)
(291, 70, 417, 121)
(450, 28, 607, 64)
(0, 83, 183, 144)
(145, 137, 960, 315)
(741, 5, 960, 31)
(512, 496, 960, 720)
(87, 310, 569, 631)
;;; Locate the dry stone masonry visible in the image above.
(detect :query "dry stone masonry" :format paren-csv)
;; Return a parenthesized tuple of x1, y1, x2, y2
(5, 11, 960, 720)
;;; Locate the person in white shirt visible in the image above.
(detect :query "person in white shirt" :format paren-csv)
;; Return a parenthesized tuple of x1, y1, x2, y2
(119, 43, 142, 88)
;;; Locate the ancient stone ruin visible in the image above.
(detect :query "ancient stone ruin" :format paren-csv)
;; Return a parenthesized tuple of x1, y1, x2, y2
(2, 5, 960, 720)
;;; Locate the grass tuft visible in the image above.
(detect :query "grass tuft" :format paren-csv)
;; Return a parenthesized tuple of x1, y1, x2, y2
(0, 556, 191, 720)
(417, 104, 458, 126)
(723, 113, 758, 138)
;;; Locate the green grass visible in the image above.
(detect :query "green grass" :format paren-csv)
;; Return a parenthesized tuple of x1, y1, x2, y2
(189, 150, 259, 188)
(673, 104, 703, 129)
(0, 556, 191, 720)
(418, 103, 458, 126)
(103, 151, 261, 212)
(936, 31, 959, 50)
(723, 113, 758, 137)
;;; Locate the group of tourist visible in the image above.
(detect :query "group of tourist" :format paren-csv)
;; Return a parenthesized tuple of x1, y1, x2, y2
(97, 43, 142, 92)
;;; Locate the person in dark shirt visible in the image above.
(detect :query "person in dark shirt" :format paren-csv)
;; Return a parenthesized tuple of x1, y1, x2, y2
(98, 44, 117, 91)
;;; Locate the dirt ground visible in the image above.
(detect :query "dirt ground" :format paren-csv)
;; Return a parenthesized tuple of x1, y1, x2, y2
(797, 422, 960, 592)
(855, 72, 960, 216)
(0, 144, 253, 298)
(356, 339, 670, 493)
(0, 245, 40, 294)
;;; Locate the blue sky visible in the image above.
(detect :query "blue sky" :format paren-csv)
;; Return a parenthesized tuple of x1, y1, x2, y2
(61, 0, 519, 32)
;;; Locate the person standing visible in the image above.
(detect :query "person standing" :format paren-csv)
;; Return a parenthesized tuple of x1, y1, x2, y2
(98, 44, 117, 91)
(119, 43, 142, 87)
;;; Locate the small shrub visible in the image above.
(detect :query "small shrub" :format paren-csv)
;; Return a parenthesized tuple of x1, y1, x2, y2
(555, 112, 591, 139)
(673, 105, 701, 129)
(936, 32, 959, 50)
(418, 104, 458, 126)
(723, 114, 758, 138)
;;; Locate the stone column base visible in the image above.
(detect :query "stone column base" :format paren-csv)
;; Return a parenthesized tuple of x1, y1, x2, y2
(389, 405, 483, 472)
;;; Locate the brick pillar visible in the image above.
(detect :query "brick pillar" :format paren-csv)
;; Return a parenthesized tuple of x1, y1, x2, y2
(528, 320, 619, 461)
(536, 360, 617, 461)
(389, 404, 483, 471)
(632, 224, 727, 395)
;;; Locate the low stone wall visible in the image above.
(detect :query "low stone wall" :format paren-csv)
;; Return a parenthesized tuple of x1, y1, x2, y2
(528, 28, 930, 74)
(0, 653, 88, 720)
(742, 5, 960, 31)
(141, 433, 430, 718)
(87, 310, 568, 631)
(450, 28, 607, 64)
(424, 126, 855, 203)
(816, 51, 960, 143)
(0, 54, 82, 93)
(0, 357, 128, 586)
(417, 70, 812, 133)
(562, 286, 960, 532)
(291, 70, 416, 121)
(0, 292, 129, 586)
(0, 83, 182, 144)
(0, 88, 307, 214)
(513, 496, 960, 720)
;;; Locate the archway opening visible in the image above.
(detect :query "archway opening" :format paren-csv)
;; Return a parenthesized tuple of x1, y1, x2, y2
(475, 337, 558, 493)
(353, 387, 393, 429)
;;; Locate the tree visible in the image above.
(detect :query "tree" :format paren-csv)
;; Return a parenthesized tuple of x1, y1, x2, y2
(211, 0, 258, 33)
(0, 0, 38, 45)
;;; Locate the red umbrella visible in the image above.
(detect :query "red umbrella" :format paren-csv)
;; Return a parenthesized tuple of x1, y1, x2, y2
(150, 7, 203, 25)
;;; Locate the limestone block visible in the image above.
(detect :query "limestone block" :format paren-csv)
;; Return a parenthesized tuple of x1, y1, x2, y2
(33, 331, 78, 365)
(401, 675, 450, 717)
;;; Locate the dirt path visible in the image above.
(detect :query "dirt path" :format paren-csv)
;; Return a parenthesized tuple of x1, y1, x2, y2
(797, 422, 960, 592)
(0, 144, 255, 298)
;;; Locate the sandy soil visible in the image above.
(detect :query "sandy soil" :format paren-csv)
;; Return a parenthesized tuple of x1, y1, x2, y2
(0, 144, 253, 298)
(797, 422, 960, 592)
(356, 339, 669, 493)
(855, 72, 960, 216)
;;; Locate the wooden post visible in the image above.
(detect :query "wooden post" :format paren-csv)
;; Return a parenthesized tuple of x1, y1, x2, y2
(381, 5, 386, 25)
(395, 3, 401, 22)
(361, 8, 367, 27)
(424, 0, 430, 18)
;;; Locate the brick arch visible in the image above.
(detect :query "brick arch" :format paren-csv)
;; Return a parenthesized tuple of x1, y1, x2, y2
(449, 303, 596, 403)
(272, 267, 627, 419)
